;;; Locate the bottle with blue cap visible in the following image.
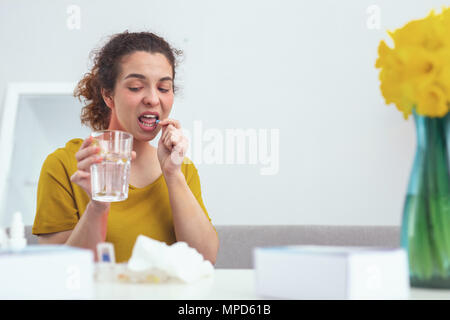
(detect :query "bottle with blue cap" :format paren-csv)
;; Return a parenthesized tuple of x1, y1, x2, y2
(0, 226, 7, 250)
(9, 211, 27, 252)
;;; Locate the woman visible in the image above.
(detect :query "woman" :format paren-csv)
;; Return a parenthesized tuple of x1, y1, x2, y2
(32, 31, 219, 264)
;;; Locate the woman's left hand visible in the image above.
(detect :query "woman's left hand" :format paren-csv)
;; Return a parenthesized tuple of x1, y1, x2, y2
(157, 118, 189, 177)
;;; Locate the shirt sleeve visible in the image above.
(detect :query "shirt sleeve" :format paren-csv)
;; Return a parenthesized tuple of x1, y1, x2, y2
(32, 150, 79, 235)
(183, 158, 213, 224)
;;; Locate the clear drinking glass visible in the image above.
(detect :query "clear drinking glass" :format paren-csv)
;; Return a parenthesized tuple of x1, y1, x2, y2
(90, 130, 133, 202)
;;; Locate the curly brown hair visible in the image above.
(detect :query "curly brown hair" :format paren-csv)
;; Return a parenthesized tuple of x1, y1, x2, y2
(74, 30, 183, 131)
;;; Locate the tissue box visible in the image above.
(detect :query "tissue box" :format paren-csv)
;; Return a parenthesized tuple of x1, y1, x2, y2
(0, 245, 94, 299)
(254, 246, 410, 300)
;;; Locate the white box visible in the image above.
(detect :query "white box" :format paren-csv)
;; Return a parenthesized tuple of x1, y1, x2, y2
(0, 245, 94, 299)
(254, 246, 410, 300)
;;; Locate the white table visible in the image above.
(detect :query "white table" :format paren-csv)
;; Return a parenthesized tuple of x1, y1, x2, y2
(94, 268, 450, 300)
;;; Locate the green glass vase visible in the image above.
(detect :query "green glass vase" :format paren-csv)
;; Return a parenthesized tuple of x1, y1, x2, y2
(401, 110, 450, 288)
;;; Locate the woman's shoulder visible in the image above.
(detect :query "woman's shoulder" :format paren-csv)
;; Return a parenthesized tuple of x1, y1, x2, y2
(181, 156, 196, 169)
(180, 156, 201, 180)
(50, 138, 82, 158)
(42, 138, 83, 170)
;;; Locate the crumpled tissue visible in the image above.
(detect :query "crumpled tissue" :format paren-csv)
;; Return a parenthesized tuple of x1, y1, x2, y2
(127, 235, 214, 283)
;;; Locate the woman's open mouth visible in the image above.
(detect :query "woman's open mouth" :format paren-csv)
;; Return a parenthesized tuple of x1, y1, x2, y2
(138, 114, 159, 131)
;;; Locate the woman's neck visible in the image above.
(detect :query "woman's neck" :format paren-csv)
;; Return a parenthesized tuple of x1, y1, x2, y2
(133, 139, 153, 157)
(132, 138, 161, 171)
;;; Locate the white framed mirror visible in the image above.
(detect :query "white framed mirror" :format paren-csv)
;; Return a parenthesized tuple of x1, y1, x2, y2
(0, 82, 90, 227)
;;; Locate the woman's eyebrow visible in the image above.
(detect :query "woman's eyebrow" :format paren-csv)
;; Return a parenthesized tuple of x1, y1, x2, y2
(124, 73, 173, 82)
(159, 76, 173, 82)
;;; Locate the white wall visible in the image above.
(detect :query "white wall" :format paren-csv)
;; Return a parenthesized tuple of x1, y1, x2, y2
(0, 0, 448, 227)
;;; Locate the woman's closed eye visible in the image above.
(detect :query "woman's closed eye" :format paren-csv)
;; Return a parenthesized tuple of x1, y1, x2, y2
(128, 87, 169, 93)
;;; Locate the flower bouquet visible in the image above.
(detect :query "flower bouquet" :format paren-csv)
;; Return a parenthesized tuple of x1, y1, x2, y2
(376, 7, 450, 288)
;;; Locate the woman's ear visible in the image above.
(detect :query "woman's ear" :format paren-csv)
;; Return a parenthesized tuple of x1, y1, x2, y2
(101, 88, 115, 110)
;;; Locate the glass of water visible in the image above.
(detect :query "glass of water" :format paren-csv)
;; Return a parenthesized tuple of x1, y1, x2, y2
(90, 130, 133, 202)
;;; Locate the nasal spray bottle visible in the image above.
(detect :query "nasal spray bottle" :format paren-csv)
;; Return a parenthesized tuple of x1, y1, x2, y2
(8, 211, 27, 252)
(0, 226, 7, 250)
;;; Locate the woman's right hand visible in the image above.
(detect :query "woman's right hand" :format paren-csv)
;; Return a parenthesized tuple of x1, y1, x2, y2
(70, 136, 137, 200)
(70, 136, 103, 199)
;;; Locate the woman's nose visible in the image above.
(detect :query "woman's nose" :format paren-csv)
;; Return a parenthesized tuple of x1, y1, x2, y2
(142, 87, 159, 106)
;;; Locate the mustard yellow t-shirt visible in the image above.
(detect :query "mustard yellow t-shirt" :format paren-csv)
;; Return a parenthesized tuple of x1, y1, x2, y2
(32, 138, 213, 262)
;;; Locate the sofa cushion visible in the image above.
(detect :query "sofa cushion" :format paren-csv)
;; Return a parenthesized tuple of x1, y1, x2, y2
(215, 225, 401, 269)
